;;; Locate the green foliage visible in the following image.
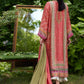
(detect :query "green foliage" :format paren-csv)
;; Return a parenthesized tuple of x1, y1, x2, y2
(0, 0, 35, 51)
(34, 0, 42, 5)
(0, 62, 11, 74)
(0, 52, 38, 60)
(0, 24, 14, 51)
(0, 9, 40, 52)
(0, 10, 18, 51)
(0, 10, 17, 26)
(16, 33, 40, 53)
(69, 0, 84, 24)
(68, 17, 84, 75)
(16, 9, 40, 53)
(0, 0, 34, 15)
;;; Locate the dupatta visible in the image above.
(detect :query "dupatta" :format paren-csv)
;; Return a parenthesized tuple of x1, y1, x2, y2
(30, 43, 52, 84)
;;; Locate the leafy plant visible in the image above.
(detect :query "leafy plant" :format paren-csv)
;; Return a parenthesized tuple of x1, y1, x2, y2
(0, 62, 11, 75)
(68, 17, 84, 75)
(0, 10, 17, 27)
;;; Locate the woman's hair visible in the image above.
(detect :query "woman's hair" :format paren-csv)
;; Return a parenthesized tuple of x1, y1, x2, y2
(53, 0, 65, 11)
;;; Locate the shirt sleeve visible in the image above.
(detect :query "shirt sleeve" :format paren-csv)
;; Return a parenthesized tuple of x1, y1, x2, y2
(38, 2, 50, 40)
(66, 6, 73, 39)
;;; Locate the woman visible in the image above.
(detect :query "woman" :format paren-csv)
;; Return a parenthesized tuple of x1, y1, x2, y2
(30, 0, 73, 84)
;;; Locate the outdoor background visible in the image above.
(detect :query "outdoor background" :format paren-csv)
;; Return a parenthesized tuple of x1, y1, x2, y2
(0, 0, 84, 84)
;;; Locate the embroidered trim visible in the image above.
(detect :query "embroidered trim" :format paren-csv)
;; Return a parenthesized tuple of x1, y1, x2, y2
(39, 28, 47, 35)
(51, 68, 68, 71)
(63, 5, 67, 63)
(53, 64, 65, 66)
(38, 27, 47, 39)
(56, 10, 63, 23)
(50, 1, 56, 66)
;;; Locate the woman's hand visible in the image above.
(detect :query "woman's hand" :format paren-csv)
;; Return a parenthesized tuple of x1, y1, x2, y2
(40, 39, 45, 45)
